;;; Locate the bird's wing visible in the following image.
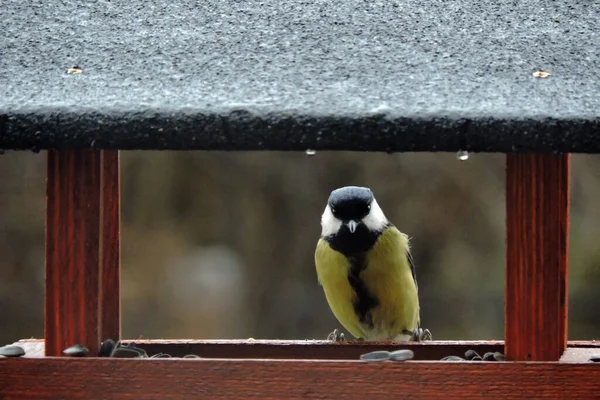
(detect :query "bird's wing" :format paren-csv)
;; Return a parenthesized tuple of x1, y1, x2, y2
(407, 249, 418, 291)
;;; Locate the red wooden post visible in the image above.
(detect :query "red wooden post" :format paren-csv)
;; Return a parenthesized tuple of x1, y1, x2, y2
(101, 151, 122, 341)
(45, 150, 121, 356)
(505, 154, 570, 361)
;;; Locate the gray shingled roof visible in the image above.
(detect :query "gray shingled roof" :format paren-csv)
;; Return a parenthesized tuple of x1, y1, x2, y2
(1, 0, 598, 152)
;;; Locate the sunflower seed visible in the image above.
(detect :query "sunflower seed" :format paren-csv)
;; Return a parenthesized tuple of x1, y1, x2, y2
(0, 345, 25, 357)
(151, 353, 172, 358)
(483, 352, 496, 361)
(111, 347, 144, 358)
(464, 349, 480, 360)
(360, 350, 391, 362)
(389, 349, 414, 361)
(63, 344, 89, 357)
(100, 339, 116, 357)
(109, 340, 123, 357)
(183, 354, 202, 358)
(589, 354, 600, 362)
(493, 352, 506, 361)
(441, 355, 465, 361)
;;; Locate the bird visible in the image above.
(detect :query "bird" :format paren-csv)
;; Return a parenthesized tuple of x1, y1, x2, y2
(314, 186, 431, 342)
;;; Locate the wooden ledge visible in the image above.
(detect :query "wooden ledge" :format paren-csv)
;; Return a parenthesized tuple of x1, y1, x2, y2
(1, 357, 599, 399)
(16, 339, 504, 360)
(13, 339, 600, 361)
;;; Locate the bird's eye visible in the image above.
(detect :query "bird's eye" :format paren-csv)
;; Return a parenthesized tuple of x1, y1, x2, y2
(330, 207, 337, 214)
(367, 205, 371, 210)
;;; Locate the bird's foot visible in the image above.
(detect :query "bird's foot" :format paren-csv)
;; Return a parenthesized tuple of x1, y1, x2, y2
(410, 328, 433, 342)
(327, 329, 346, 342)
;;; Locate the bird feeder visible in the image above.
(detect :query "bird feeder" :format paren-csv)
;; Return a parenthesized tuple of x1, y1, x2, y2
(1, 0, 599, 397)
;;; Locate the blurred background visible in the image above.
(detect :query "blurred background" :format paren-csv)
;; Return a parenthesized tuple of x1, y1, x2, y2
(1, 151, 599, 345)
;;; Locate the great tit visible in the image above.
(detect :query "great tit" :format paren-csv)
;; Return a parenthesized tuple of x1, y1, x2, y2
(315, 186, 431, 342)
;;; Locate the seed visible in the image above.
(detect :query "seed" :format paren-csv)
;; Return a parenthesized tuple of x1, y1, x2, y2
(441, 355, 465, 361)
(389, 349, 414, 361)
(114, 341, 148, 358)
(100, 339, 116, 357)
(109, 340, 123, 357)
(132, 347, 148, 358)
(589, 354, 600, 362)
(482, 352, 496, 361)
(360, 350, 391, 362)
(493, 352, 506, 361)
(183, 354, 202, 358)
(0, 345, 25, 357)
(63, 344, 89, 357)
(471, 356, 483, 361)
(464, 349, 481, 360)
(151, 353, 172, 358)
(111, 347, 144, 358)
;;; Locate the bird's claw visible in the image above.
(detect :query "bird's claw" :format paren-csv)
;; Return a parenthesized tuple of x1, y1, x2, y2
(327, 329, 346, 342)
(410, 328, 433, 342)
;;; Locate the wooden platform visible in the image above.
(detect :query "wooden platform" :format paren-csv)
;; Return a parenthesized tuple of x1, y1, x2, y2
(3, 339, 597, 398)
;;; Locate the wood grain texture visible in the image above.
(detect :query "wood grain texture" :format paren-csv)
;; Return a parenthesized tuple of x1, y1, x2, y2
(14, 339, 504, 360)
(1, 358, 599, 399)
(45, 150, 121, 356)
(46, 150, 102, 356)
(505, 154, 570, 361)
(100, 150, 121, 341)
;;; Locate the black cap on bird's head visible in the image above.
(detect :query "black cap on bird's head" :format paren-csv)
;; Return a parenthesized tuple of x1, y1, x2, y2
(328, 186, 374, 226)
(321, 186, 388, 238)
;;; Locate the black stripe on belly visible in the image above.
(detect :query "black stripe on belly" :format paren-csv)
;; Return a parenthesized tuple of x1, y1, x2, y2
(346, 254, 378, 329)
(325, 223, 389, 330)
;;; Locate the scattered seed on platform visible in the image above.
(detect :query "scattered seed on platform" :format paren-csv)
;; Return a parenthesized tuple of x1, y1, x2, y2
(464, 349, 480, 360)
(589, 354, 600, 362)
(0, 345, 25, 357)
(63, 344, 89, 357)
(111, 347, 144, 358)
(471, 356, 483, 361)
(482, 352, 496, 361)
(100, 339, 116, 357)
(133, 347, 148, 358)
(151, 353, 172, 358)
(441, 355, 465, 361)
(389, 349, 414, 361)
(108, 340, 123, 357)
(493, 352, 506, 361)
(360, 350, 391, 362)
(183, 354, 202, 358)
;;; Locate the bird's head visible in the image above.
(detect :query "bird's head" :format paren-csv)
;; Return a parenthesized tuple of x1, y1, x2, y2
(321, 186, 388, 238)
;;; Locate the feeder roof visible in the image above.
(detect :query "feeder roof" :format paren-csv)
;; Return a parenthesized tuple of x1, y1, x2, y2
(1, 0, 598, 152)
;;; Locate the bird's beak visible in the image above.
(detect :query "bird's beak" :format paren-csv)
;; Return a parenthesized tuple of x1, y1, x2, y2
(347, 220, 358, 233)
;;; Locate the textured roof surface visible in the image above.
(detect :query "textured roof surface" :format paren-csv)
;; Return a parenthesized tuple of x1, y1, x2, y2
(1, 0, 598, 151)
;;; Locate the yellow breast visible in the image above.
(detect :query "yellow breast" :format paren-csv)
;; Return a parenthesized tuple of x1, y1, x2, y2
(315, 226, 420, 341)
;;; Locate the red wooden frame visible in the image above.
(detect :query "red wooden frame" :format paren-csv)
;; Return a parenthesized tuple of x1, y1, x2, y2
(45, 150, 121, 356)
(1, 358, 599, 399)
(1, 150, 592, 400)
(505, 154, 570, 361)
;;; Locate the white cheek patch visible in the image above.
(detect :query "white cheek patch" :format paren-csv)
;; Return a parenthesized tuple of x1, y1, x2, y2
(321, 205, 342, 237)
(362, 199, 388, 232)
